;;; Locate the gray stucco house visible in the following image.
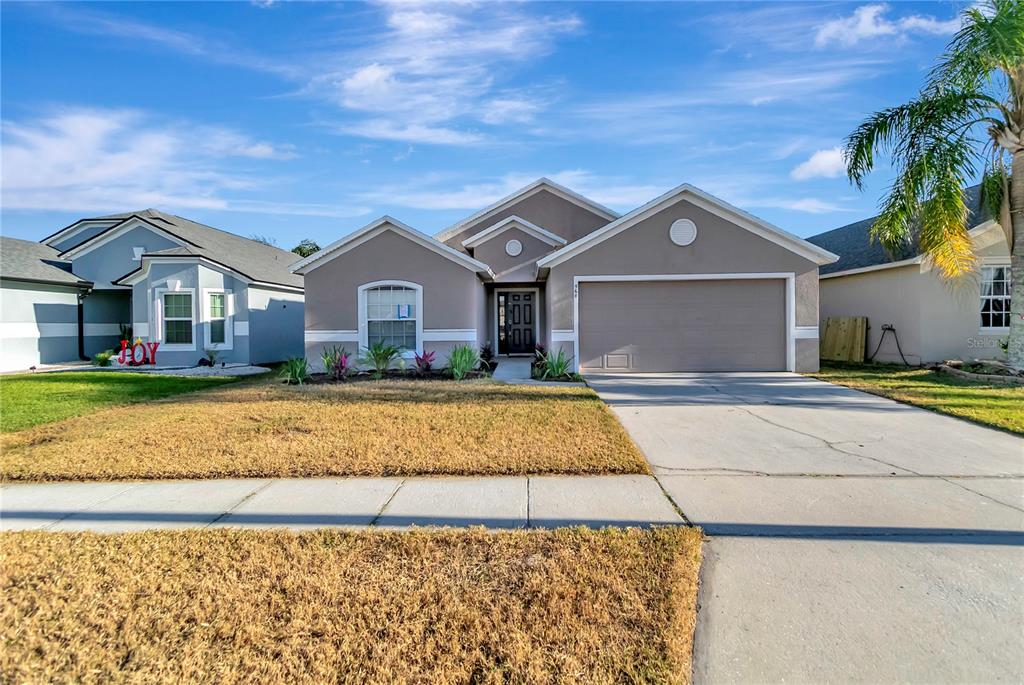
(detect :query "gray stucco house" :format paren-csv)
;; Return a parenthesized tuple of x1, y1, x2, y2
(0, 237, 93, 371)
(294, 178, 838, 373)
(808, 186, 1012, 365)
(1, 210, 304, 371)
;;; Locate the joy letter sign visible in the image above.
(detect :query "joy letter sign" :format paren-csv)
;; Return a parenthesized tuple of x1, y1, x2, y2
(118, 339, 160, 366)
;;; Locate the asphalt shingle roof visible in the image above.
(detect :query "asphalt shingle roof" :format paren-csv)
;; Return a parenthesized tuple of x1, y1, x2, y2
(807, 185, 991, 275)
(0, 236, 92, 287)
(84, 209, 304, 289)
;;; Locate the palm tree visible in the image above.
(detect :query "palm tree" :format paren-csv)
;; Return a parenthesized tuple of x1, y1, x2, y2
(844, 0, 1024, 366)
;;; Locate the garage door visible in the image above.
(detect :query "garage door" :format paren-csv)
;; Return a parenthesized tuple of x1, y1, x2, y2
(578, 279, 787, 372)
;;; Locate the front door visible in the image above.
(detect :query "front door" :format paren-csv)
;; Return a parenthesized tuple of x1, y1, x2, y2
(497, 291, 535, 354)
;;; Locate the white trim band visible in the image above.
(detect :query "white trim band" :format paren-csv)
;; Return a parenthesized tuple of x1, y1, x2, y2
(550, 329, 574, 342)
(305, 329, 359, 343)
(794, 326, 819, 339)
(422, 329, 477, 342)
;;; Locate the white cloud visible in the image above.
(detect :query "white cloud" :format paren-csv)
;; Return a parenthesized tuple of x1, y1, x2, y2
(311, 3, 582, 144)
(0, 107, 361, 218)
(790, 147, 846, 180)
(355, 170, 663, 213)
(38, 4, 299, 78)
(340, 120, 485, 146)
(815, 4, 960, 48)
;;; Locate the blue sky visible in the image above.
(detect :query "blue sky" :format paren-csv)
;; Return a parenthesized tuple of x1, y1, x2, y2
(1, 1, 970, 249)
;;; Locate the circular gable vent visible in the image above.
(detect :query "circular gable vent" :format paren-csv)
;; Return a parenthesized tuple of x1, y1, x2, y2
(669, 219, 697, 246)
(505, 239, 523, 257)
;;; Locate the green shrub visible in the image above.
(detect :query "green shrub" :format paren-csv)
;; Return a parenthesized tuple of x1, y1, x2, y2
(447, 344, 480, 381)
(536, 348, 575, 380)
(360, 341, 400, 380)
(204, 348, 220, 365)
(92, 349, 115, 367)
(279, 357, 310, 385)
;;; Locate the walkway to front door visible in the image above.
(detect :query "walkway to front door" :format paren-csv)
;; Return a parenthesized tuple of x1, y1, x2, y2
(497, 290, 535, 355)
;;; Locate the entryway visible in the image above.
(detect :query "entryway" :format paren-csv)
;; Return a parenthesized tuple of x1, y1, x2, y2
(496, 289, 537, 355)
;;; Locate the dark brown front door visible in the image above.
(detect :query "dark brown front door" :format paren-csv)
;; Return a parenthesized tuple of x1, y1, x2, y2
(498, 291, 534, 354)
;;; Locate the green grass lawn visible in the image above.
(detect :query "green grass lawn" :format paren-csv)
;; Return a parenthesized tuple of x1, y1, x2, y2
(0, 372, 241, 433)
(813, 363, 1024, 435)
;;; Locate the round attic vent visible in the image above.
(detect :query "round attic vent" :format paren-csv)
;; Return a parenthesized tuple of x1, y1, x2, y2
(505, 239, 523, 257)
(669, 219, 697, 246)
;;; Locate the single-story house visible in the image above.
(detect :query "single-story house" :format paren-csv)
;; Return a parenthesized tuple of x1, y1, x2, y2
(293, 178, 838, 373)
(0, 237, 94, 372)
(807, 185, 1012, 364)
(0, 210, 304, 371)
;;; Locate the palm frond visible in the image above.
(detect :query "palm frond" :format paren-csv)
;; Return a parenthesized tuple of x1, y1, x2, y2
(919, 165, 975, 279)
(931, 0, 1024, 88)
(844, 88, 991, 189)
(981, 161, 1010, 220)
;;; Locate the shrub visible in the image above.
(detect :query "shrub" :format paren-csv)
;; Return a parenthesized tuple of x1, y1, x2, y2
(92, 349, 115, 367)
(321, 345, 352, 380)
(447, 344, 480, 381)
(414, 350, 435, 374)
(360, 341, 400, 380)
(536, 348, 575, 380)
(279, 357, 310, 385)
(204, 348, 220, 366)
(118, 323, 132, 343)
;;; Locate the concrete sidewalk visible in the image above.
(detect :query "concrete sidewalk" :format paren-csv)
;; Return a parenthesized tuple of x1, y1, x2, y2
(0, 474, 683, 532)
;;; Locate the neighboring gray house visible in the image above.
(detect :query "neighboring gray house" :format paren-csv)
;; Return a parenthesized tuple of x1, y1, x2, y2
(294, 178, 838, 373)
(0, 237, 93, 372)
(807, 186, 1012, 364)
(0, 210, 304, 371)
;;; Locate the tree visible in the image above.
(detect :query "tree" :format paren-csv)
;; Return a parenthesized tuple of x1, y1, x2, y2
(249, 234, 277, 247)
(292, 239, 320, 258)
(843, 0, 1024, 366)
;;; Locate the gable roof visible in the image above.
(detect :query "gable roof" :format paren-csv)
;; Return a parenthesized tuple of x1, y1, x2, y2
(0, 236, 92, 288)
(807, 184, 991, 276)
(536, 183, 839, 269)
(434, 178, 620, 244)
(290, 216, 494, 278)
(461, 215, 567, 249)
(41, 218, 121, 248)
(56, 209, 304, 289)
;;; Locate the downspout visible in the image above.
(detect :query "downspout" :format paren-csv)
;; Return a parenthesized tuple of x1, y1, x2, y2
(77, 286, 92, 360)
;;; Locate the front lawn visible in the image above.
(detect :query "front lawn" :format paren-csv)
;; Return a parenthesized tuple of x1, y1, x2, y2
(0, 372, 240, 433)
(813, 363, 1024, 435)
(0, 527, 702, 684)
(0, 380, 649, 481)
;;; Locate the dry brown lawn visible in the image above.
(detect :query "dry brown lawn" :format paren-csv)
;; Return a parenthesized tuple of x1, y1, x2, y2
(1, 527, 702, 684)
(0, 380, 648, 481)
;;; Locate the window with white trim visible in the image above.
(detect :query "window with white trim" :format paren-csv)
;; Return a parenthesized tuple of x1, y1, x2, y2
(980, 265, 1011, 330)
(365, 285, 417, 350)
(209, 293, 227, 345)
(163, 293, 193, 344)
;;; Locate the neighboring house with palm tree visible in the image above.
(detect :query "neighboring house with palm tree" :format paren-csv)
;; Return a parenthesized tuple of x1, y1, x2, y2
(809, 185, 1011, 365)
(839, 0, 1022, 367)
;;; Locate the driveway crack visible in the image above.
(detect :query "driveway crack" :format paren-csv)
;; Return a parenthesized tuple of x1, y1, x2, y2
(369, 479, 406, 527)
(697, 378, 1024, 514)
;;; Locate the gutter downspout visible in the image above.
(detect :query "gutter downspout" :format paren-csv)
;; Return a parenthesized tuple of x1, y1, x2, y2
(77, 286, 92, 361)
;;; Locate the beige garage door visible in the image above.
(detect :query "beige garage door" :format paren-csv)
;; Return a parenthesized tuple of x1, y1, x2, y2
(578, 279, 787, 372)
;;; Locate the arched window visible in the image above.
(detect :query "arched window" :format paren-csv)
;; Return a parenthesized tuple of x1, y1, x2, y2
(360, 282, 420, 352)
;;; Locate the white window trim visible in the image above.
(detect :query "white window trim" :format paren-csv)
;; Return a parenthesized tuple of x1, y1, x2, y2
(357, 280, 424, 359)
(493, 288, 540, 356)
(153, 287, 198, 351)
(979, 258, 1012, 334)
(570, 273, 797, 373)
(202, 288, 234, 351)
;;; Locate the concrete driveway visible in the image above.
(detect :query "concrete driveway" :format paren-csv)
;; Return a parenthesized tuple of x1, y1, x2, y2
(587, 372, 1024, 684)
